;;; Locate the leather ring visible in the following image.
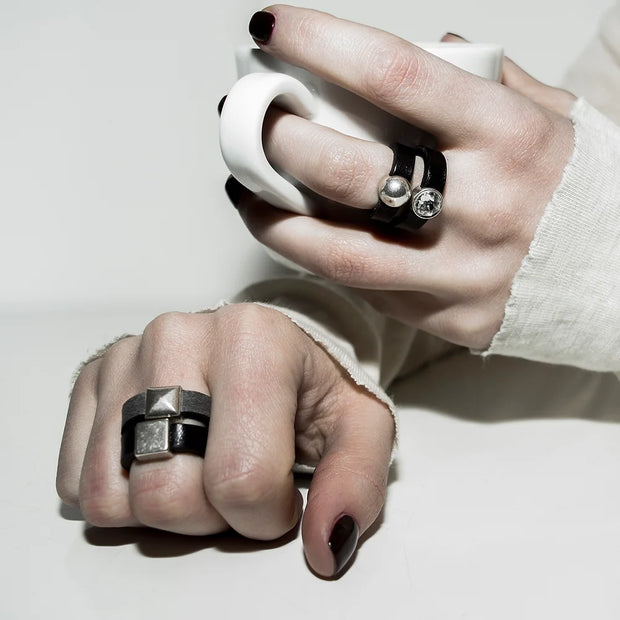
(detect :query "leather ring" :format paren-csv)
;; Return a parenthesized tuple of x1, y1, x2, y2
(371, 143, 417, 224)
(120, 386, 211, 470)
(394, 145, 447, 232)
(121, 421, 208, 471)
(122, 386, 211, 432)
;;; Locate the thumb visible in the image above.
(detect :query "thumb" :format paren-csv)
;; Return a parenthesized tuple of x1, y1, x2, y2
(301, 390, 395, 578)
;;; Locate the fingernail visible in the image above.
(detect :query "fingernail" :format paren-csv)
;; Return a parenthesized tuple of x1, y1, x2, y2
(444, 32, 468, 41)
(249, 11, 275, 43)
(217, 95, 227, 117)
(225, 175, 244, 208)
(328, 515, 359, 575)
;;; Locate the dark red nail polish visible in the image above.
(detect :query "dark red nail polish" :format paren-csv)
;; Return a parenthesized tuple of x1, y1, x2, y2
(249, 11, 275, 43)
(225, 175, 244, 208)
(328, 515, 359, 575)
(217, 95, 227, 117)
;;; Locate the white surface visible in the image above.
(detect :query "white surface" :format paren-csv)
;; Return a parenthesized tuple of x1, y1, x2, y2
(0, 0, 613, 309)
(2, 1, 619, 618)
(2, 310, 620, 619)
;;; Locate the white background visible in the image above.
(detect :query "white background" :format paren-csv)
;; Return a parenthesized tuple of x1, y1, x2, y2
(2, 1, 619, 619)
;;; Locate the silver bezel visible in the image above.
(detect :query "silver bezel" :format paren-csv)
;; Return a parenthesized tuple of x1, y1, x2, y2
(134, 419, 173, 461)
(145, 386, 181, 419)
(411, 187, 443, 220)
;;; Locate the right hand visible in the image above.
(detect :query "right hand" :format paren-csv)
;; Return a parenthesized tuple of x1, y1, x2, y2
(56, 304, 395, 578)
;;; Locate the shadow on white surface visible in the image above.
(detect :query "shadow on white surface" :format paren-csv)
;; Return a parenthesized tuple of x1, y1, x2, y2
(393, 348, 620, 424)
(56, 467, 395, 573)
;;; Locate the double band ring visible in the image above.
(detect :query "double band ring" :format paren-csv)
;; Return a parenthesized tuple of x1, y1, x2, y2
(371, 143, 447, 232)
(121, 386, 211, 471)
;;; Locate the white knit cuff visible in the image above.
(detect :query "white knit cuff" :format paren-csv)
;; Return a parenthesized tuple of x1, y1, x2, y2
(483, 99, 620, 371)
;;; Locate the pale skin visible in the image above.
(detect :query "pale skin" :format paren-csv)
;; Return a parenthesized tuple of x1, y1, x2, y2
(57, 306, 395, 578)
(57, 5, 577, 578)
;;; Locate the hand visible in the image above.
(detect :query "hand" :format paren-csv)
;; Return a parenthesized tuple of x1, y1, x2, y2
(56, 305, 394, 577)
(231, 5, 577, 350)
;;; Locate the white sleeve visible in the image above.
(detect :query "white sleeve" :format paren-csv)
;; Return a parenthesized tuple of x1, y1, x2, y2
(228, 2, 620, 394)
(482, 98, 620, 376)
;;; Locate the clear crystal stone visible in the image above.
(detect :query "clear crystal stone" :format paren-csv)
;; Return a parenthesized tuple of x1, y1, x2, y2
(412, 188, 443, 219)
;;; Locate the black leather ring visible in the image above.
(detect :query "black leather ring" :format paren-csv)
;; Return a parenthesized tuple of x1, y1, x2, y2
(121, 421, 208, 471)
(394, 145, 447, 232)
(120, 386, 211, 470)
(370, 143, 417, 224)
(122, 386, 211, 432)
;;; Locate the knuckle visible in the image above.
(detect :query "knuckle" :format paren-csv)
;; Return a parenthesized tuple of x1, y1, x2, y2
(362, 43, 423, 104)
(498, 105, 555, 168)
(56, 477, 79, 507)
(141, 311, 192, 346)
(447, 306, 498, 350)
(139, 312, 200, 364)
(219, 303, 280, 334)
(211, 305, 303, 387)
(130, 468, 195, 527)
(79, 490, 129, 527)
(217, 304, 291, 355)
(205, 461, 281, 510)
(79, 449, 129, 527)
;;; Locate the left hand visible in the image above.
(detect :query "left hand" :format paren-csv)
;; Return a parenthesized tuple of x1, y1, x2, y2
(229, 5, 576, 350)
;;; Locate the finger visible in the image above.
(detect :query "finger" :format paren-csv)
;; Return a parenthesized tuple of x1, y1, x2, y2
(441, 32, 469, 43)
(78, 336, 141, 528)
(301, 385, 395, 577)
(202, 305, 303, 541)
(126, 313, 227, 535)
(56, 358, 103, 506)
(252, 5, 504, 142)
(236, 188, 460, 294)
(263, 106, 393, 209)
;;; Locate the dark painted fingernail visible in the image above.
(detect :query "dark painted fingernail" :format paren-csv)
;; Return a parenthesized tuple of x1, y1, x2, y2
(225, 175, 244, 208)
(249, 11, 275, 43)
(445, 32, 468, 41)
(328, 515, 359, 575)
(217, 95, 227, 117)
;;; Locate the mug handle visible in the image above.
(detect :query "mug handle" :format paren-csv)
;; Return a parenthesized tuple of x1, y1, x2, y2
(219, 72, 318, 215)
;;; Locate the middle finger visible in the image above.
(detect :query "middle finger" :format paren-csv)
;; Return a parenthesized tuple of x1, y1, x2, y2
(253, 5, 502, 142)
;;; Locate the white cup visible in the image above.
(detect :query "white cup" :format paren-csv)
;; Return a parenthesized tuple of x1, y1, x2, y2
(220, 43, 503, 215)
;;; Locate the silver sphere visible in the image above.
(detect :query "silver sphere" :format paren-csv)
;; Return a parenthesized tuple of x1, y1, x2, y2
(378, 175, 412, 208)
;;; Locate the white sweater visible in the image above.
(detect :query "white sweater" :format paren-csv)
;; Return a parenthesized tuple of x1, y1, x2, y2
(231, 1, 620, 419)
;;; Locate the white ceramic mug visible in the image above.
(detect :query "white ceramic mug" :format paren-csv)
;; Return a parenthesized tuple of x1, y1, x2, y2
(220, 43, 503, 215)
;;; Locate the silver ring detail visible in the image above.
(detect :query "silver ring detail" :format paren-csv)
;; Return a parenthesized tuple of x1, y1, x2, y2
(411, 186, 443, 219)
(378, 175, 412, 208)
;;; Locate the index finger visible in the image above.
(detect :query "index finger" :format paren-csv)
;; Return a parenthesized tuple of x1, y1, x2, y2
(251, 5, 503, 142)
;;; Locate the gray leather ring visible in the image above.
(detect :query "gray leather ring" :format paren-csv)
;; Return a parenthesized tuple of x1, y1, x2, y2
(121, 386, 211, 432)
